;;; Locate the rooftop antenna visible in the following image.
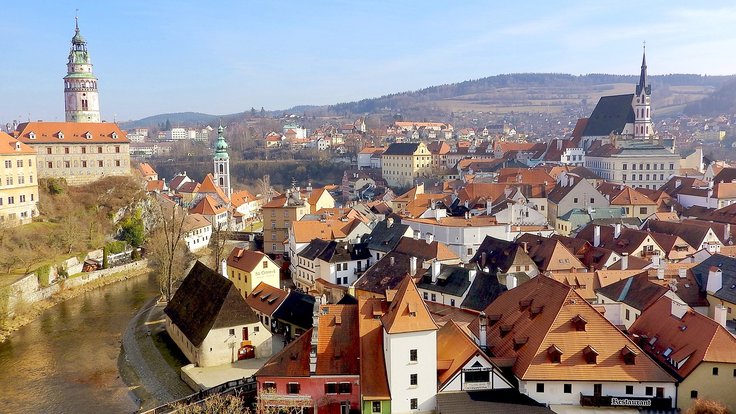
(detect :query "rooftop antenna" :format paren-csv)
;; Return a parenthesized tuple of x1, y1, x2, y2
(75, 9, 79, 31)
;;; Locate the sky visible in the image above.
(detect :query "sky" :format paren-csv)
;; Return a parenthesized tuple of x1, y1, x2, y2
(2, 1, 736, 123)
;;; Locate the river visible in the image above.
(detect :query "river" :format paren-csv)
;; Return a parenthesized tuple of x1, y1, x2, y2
(0, 273, 160, 414)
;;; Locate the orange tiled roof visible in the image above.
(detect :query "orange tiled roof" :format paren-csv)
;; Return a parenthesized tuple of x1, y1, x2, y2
(230, 190, 256, 208)
(291, 219, 357, 243)
(198, 173, 230, 204)
(381, 276, 438, 334)
(497, 168, 554, 185)
(0, 132, 35, 154)
(317, 304, 360, 375)
(189, 195, 227, 216)
(14, 121, 129, 144)
(246, 282, 288, 316)
(227, 247, 270, 273)
(471, 276, 675, 383)
(145, 180, 165, 192)
(629, 295, 736, 379)
(181, 213, 212, 233)
(436, 320, 492, 388)
(137, 162, 157, 177)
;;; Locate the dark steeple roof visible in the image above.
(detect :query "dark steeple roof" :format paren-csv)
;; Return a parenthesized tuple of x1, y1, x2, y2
(581, 94, 635, 137)
(636, 47, 650, 96)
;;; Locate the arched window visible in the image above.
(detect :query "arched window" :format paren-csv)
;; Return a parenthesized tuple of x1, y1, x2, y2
(219, 164, 224, 173)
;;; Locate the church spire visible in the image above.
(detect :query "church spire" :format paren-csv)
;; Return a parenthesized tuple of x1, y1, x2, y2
(636, 42, 649, 96)
(213, 121, 232, 198)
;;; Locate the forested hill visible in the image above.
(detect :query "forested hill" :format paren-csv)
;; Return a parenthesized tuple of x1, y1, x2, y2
(684, 78, 736, 116)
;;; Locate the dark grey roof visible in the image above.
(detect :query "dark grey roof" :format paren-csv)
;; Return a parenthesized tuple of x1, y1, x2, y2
(416, 264, 472, 297)
(318, 241, 372, 263)
(437, 389, 553, 414)
(470, 236, 521, 273)
(582, 93, 635, 137)
(691, 254, 736, 304)
(460, 270, 507, 311)
(364, 218, 410, 254)
(272, 290, 316, 329)
(353, 252, 412, 294)
(336, 294, 358, 305)
(298, 238, 332, 261)
(164, 261, 259, 347)
(595, 272, 668, 311)
(382, 142, 420, 155)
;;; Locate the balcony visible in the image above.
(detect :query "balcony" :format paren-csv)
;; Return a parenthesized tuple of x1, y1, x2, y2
(580, 394, 672, 410)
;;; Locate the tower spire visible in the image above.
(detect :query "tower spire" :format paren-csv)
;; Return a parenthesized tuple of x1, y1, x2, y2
(64, 16, 101, 123)
(636, 41, 648, 96)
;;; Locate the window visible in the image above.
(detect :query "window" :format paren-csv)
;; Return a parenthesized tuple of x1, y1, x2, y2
(573, 197, 578, 203)
(325, 382, 338, 394)
(7, 197, 13, 205)
(115, 146, 120, 153)
(464, 370, 490, 383)
(4, 177, 11, 186)
(46, 147, 52, 155)
(338, 382, 352, 394)
(625, 309, 630, 320)
(3, 161, 9, 168)
(423, 292, 428, 300)
(623, 163, 627, 170)
(656, 387, 664, 398)
(263, 260, 268, 268)
(97, 146, 103, 153)
(410, 398, 417, 410)
(410, 374, 417, 386)
(564, 384, 572, 394)
(64, 161, 70, 168)
(287, 382, 300, 394)
(691, 390, 698, 399)
(64, 147, 70, 154)
(450, 299, 455, 307)
(430, 293, 436, 302)
(594, 384, 603, 396)
(410, 349, 417, 362)
(82, 161, 87, 168)
(98, 160, 103, 167)
(639, 207, 647, 215)
(228, 328, 235, 335)
(626, 385, 634, 395)
(19, 195, 25, 203)
(590, 198, 594, 204)
(115, 160, 121, 167)
(81, 147, 86, 154)
(645, 386, 653, 396)
(536, 383, 544, 393)
(263, 382, 276, 392)
(372, 401, 381, 413)
(713, 367, 719, 375)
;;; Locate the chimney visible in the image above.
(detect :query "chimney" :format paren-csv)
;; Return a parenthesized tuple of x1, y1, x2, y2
(621, 253, 628, 271)
(594, 225, 601, 247)
(706, 267, 723, 294)
(221, 259, 227, 278)
(675, 179, 682, 189)
(469, 269, 477, 283)
(678, 268, 687, 279)
(309, 296, 322, 375)
(505, 274, 517, 289)
(521, 241, 529, 253)
(389, 256, 395, 266)
(557, 140, 562, 151)
(614, 223, 621, 239)
(386, 217, 394, 228)
(726, 223, 731, 243)
(409, 256, 417, 276)
(671, 299, 688, 319)
(431, 260, 441, 283)
(714, 304, 728, 327)
(426, 232, 434, 244)
(480, 251, 487, 268)
(657, 267, 665, 280)
(478, 312, 488, 352)
(413, 230, 420, 240)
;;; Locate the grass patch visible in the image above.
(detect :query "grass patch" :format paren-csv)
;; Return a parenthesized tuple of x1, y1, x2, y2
(151, 330, 191, 371)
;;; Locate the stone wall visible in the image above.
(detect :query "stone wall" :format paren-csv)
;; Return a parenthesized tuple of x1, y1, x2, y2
(5, 259, 148, 315)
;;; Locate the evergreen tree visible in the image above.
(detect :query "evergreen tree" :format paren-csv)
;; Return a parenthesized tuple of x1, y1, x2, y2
(164, 119, 172, 131)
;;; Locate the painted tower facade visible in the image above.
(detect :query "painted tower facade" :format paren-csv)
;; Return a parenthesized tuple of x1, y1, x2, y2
(214, 124, 232, 198)
(64, 18, 101, 123)
(633, 47, 652, 140)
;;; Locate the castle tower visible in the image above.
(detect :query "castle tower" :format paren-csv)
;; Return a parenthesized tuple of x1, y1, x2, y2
(64, 17, 101, 123)
(213, 123, 232, 198)
(633, 45, 652, 140)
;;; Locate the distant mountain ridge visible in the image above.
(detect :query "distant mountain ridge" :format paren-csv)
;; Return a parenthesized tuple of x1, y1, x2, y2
(122, 73, 736, 128)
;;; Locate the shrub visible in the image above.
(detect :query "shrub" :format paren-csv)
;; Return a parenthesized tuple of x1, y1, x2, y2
(36, 264, 51, 287)
(105, 241, 127, 255)
(102, 247, 109, 269)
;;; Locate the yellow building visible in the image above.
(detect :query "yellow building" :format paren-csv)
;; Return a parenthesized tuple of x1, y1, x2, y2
(13, 122, 130, 185)
(226, 247, 280, 298)
(0, 132, 39, 225)
(381, 142, 432, 188)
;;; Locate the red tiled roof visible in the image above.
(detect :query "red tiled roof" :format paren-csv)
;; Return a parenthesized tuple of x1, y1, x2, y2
(14, 122, 129, 144)
(227, 247, 270, 273)
(0, 131, 35, 154)
(381, 276, 438, 334)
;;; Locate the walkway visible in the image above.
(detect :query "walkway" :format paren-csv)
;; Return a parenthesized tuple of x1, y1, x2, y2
(121, 297, 193, 410)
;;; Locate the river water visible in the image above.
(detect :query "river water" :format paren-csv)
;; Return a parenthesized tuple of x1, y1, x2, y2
(0, 273, 160, 414)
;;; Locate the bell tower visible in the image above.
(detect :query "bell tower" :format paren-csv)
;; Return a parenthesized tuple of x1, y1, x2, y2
(633, 44, 652, 140)
(64, 17, 101, 123)
(214, 123, 232, 198)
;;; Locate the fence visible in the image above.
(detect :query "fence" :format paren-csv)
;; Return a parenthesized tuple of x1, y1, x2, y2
(141, 376, 256, 414)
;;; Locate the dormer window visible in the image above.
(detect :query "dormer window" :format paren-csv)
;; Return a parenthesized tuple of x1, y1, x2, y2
(111, 132, 118, 139)
(513, 336, 528, 351)
(519, 299, 532, 311)
(621, 345, 637, 365)
(499, 323, 513, 337)
(57, 131, 64, 140)
(85, 132, 92, 140)
(28, 132, 36, 140)
(488, 314, 502, 326)
(14, 142, 20, 151)
(547, 344, 563, 363)
(571, 314, 588, 331)
(407, 302, 417, 317)
(583, 345, 599, 364)
(530, 305, 544, 318)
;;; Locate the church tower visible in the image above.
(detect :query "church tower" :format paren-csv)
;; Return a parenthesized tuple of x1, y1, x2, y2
(64, 17, 101, 123)
(633, 46, 652, 140)
(213, 123, 232, 198)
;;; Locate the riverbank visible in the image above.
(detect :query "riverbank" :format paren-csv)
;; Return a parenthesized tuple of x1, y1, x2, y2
(0, 263, 150, 343)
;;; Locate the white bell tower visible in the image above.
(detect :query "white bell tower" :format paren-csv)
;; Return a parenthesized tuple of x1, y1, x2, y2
(633, 43, 652, 140)
(213, 123, 232, 198)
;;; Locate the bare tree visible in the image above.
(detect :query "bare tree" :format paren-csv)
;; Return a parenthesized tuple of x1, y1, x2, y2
(146, 198, 189, 301)
(209, 222, 228, 275)
(686, 400, 732, 414)
(256, 174, 272, 201)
